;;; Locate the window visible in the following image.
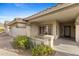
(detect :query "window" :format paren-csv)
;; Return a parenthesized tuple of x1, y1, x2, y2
(39, 25, 52, 35)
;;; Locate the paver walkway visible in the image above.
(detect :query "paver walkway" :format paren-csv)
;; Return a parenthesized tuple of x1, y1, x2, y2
(0, 32, 31, 56)
(54, 38, 79, 56)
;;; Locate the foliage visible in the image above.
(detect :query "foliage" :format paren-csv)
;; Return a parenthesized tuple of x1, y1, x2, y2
(32, 44, 55, 56)
(13, 36, 29, 49)
(13, 36, 55, 55)
(0, 29, 4, 32)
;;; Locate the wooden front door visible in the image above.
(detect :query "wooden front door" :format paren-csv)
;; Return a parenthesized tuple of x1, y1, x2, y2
(64, 26, 71, 37)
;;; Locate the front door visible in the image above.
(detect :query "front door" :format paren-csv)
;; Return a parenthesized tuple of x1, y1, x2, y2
(64, 26, 71, 37)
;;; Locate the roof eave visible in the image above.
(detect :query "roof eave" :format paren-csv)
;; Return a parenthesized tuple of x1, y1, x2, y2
(24, 3, 76, 21)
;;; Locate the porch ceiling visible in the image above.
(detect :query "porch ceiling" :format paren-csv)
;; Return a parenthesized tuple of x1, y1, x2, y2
(28, 4, 79, 23)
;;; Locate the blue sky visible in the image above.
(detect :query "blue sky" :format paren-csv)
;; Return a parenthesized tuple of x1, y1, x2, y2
(0, 3, 57, 23)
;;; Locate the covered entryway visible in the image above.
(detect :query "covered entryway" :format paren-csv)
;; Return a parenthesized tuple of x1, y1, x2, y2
(27, 4, 79, 42)
(59, 21, 75, 41)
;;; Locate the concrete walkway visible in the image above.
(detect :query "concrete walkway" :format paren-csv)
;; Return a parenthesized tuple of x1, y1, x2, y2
(0, 32, 31, 56)
(54, 38, 79, 56)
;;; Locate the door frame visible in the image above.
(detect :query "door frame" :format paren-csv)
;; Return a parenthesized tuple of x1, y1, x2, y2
(64, 26, 71, 37)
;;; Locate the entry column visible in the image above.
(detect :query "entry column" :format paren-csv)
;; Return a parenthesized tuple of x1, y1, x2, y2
(76, 16, 79, 42)
(52, 21, 60, 40)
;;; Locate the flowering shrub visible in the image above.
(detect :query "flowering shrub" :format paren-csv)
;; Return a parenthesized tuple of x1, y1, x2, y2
(13, 36, 29, 49)
(32, 44, 55, 56)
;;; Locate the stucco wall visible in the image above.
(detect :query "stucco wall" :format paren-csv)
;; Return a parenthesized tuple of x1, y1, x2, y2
(10, 27, 27, 37)
(76, 25, 79, 42)
(30, 20, 60, 40)
(76, 16, 79, 42)
(9, 23, 27, 37)
(55, 21, 60, 39)
(26, 25, 31, 37)
(52, 21, 60, 39)
(30, 24, 39, 37)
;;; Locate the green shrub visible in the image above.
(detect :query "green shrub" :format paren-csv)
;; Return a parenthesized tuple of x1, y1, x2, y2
(0, 29, 4, 32)
(32, 44, 55, 56)
(13, 36, 29, 49)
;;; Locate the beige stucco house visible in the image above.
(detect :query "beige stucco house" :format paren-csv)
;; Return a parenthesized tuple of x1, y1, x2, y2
(5, 3, 79, 47)
(7, 18, 27, 37)
(23, 3, 79, 43)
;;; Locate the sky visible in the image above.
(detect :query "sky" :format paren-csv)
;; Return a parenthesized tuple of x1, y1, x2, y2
(0, 3, 57, 23)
